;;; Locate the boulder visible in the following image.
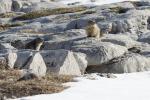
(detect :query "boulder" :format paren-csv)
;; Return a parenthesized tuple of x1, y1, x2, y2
(72, 41, 128, 65)
(24, 52, 47, 77)
(41, 50, 87, 75)
(138, 32, 150, 44)
(21, 2, 67, 13)
(5, 50, 33, 69)
(87, 53, 150, 73)
(0, 0, 12, 14)
(101, 34, 140, 48)
(43, 29, 87, 50)
(0, 43, 15, 50)
(12, 0, 22, 12)
(5, 51, 17, 69)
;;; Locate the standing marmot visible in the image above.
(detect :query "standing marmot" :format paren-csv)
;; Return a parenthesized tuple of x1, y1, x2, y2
(25, 37, 44, 51)
(85, 20, 102, 39)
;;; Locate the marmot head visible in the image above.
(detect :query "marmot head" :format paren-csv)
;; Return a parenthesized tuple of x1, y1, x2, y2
(87, 20, 96, 25)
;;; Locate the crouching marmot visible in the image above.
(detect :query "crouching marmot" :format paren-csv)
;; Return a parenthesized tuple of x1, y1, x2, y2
(25, 37, 44, 51)
(85, 20, 102, 39)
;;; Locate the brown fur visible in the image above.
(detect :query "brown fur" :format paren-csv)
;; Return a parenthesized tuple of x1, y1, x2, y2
(25, 38, 44, 51)
(85, 20, 102, 39)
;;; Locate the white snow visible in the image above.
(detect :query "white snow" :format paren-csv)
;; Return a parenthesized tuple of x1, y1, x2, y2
(55, 0, 140, 5)
(15, 71, 150, 100)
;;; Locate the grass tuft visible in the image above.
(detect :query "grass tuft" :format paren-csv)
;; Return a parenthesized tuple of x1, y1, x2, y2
(0, 70, 74, 99)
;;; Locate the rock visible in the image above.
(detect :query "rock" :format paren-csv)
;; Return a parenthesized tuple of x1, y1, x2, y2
(14, 51, 33, 69)
(72, 52, 88, 74)
(65, 6, 150, 34)
(0, 43, 15, 50)
(138, 32, 150, 44)
(87, 53, 150, 73)
(72, 41, 128, 66)
(24, 52, 47, 77)
(43, 29, 87, 50)
(5, 51, 17, 69)
(6, 50, 33, 69)
(21, 2, 67, 13)
(11, 40, 25, 49)
(0, 0, 12, 14)
(12, 0, 22, 12)
(101, 34, 140, 48)
(41, 50, 87, 75)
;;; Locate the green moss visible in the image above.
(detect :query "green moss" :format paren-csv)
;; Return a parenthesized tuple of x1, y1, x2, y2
(13, 6, 87, 21)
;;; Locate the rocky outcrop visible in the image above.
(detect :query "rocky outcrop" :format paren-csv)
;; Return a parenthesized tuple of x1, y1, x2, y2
(41, 50, 87, 75)
(0, 1, 150, 75)
(0, 0, 12, 14)
(87, 53, 150, 73)
(2, 49, 87, 75)
(101, 34, 140, 48)
(24, 52, 47, 77)
(72, 41, 127, 66)
(0, 43, 15, 50)
(12, 0, 22, 12)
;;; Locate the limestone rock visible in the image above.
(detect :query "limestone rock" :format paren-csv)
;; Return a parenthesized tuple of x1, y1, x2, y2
(87, 53, 150, 73)
(72, 41, 128, 66)
(24, 52, 47, 77)
(0, 0, 12, 14)
(41, 50, 87, 75)
(101, 34, 140, 48)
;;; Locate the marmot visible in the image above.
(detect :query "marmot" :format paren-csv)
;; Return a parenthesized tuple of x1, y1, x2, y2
(25, 37, 44, 51)
(85, 20, 102, 39)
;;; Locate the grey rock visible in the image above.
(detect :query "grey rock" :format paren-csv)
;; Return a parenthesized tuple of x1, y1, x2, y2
(0, 0, 12, 14)
(5, 50, 17, 69)
(0, 43, 15, 50)
(87, 53, 150, 73)
(5, 50, 32, 69)
(101, 34, 140, 48)
(24, 52, 47, 77)
(138, 32, 150, 44)
(41, 50, 87, 75)
(72, 41, 128, 66)
(12, 0, 22, 12)
(21, 2, 67, 13)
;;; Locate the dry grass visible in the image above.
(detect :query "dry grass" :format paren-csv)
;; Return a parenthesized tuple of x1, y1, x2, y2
(0, 12, 17, 18)
(13, 6, 87, 21)
(81, 10, 96, 15)
(18, 29, 46, 34)
(0, 22, 25, 32)
(0, 69, 74, 99)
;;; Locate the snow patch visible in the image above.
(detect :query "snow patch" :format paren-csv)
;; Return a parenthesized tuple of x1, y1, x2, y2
(16, 71, 150, 100)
